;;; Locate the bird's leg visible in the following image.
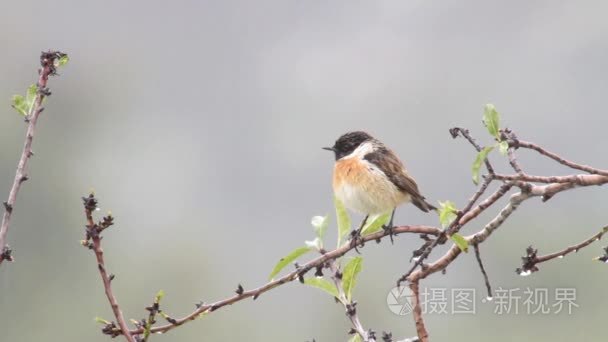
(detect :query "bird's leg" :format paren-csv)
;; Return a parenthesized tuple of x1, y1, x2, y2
(383, 208, 397, 244)
(350, 215, 369, 253)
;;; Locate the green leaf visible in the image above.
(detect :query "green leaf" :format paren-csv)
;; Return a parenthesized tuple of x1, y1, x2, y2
(334, 196, 351, 247)
(57, 54, 69, 67)
(498, 141, 509, 156)
(450, 233, 469, 253)
(361, 211, 391, 235)
(11, 84, 38, 116)
(304, 277, 340, 298)
(311, 215, 329, 240)
(11, 95, 27, 116)
(472, 146, 494, 185)
(348, 334, 363, 342)
(94, 316, 110, 325)
(155, 289, 165, 302)
(342, 256, 363, 301)
(483, 104, 500, 139)
(268, 246, 311, 280)
(438, 201, 458, 229)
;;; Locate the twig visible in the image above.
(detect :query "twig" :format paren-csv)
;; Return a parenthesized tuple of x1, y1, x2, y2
(472, 243, 492, 299)
(493, 173, 608, 185)
(114, 223, 441, 336)
(450, 127, 495, 175)
(517, 226, 608, 275)
(142, 293, 162, 342)
(82, 195, 136, 342)
(0, 51, 66, 265)
(516, 140, 608, 176)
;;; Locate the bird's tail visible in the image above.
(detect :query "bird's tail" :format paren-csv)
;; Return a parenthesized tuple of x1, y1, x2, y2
(412, 196, 437, 213)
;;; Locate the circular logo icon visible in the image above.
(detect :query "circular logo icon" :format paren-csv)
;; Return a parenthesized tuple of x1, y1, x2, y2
(387, 286, 413, 315)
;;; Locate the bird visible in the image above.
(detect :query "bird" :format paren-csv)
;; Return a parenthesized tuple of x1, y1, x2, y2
(323, 131, 436, 240)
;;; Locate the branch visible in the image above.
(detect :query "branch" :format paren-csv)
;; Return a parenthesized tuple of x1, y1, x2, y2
(82, 194, 136, 342)
(97, 218, 439, 336)
(473, 243, 492, 299)
(408, 173, 608, 284)
(517, 225, 608, 275)
(450, 127, 495, 175)
(407, 281, 428, 342)
(80, 122, 608, 341)
(0, 51, 66, 265)
(516, 139, 608, 176)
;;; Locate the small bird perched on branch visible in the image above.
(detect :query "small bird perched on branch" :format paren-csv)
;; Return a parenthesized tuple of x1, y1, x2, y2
(323, 131, 436, 239)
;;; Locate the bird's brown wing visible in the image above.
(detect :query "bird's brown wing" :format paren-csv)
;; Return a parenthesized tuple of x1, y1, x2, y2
(364, 148, 436, 212)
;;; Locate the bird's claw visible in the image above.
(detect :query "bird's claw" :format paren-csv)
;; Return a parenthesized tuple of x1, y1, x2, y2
(349, 229, 364, 253)
(382, 224, 395, 244)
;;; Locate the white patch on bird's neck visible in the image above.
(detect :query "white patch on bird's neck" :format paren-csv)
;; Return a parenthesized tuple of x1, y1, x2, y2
(341, 141, 375, 160)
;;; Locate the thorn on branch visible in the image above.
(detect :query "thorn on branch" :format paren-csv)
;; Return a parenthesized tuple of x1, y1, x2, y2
(195, 301, 205, 309)
(516, 246, 539, 276)
(101, 321, 121, 337)
(1, 245, 14, 262)
(235, 284, 244, 295)
(3, 202, 13, 213)
(345, 301, 357, 316)
(37, 87, 52, 96)
(314, 265, 324, 277)
(82, 193, 98, 211)
(382, 331, 393, 342)
(40, 50, 67, 76)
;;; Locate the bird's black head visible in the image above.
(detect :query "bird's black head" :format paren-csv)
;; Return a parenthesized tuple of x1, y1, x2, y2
(323, 131, 374, 160)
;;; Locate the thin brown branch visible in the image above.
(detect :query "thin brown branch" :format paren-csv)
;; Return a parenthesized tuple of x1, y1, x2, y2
(473, 243, 492, 299)
(450, 127, 495, 175)
(517, 225, 608, 275)
(493, 173, 608, 185)
(0, 51, 66, 265)
(141, 293, 162, 342)
(517, 140, 608, 176)
(117, 224, 441, 336)
(408, 281, 428, 342)
(83, 195, 136, 342)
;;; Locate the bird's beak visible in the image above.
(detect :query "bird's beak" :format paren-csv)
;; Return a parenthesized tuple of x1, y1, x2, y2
(322, 146, 335, 151)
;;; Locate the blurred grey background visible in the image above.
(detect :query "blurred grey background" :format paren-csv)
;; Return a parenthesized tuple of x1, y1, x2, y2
(1, 1, 607, 341)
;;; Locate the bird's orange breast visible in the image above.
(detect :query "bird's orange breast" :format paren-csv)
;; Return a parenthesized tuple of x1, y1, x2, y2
(332, 157, 409, 214)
